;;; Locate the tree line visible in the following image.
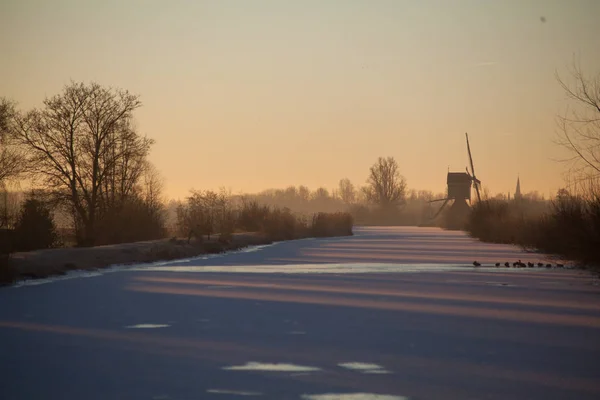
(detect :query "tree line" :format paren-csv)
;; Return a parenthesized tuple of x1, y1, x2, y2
(1, 82, 164, 248)
(465, 62, 600, 267)
(4, 60, 596, 269)
(1, 82, 419, 250)
(0, 79, 556, 253)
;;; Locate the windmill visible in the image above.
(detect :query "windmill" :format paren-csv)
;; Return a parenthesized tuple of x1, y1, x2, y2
(427, 133, 482, 227)
(465, 132, 482, 203)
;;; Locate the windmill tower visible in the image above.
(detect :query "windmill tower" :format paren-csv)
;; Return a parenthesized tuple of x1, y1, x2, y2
(428, 133, 482, 229)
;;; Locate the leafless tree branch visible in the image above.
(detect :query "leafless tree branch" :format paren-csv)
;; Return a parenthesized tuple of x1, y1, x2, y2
(555, 60, 600, 179)
(11, 82, 148, 245)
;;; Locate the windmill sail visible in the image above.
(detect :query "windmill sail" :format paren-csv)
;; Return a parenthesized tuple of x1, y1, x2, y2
(465, 132, 481, 202)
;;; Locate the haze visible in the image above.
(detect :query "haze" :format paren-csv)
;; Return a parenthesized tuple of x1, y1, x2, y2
(2, 0, 599, 199)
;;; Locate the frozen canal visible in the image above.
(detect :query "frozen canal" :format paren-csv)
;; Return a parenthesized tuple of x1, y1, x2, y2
(1, 227, 599, 400)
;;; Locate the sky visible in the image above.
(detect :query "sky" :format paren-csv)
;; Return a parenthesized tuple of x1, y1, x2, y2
(2, 0, 600, 199)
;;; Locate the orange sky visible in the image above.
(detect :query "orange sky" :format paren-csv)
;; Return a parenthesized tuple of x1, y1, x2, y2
(2, 0, 599, 199)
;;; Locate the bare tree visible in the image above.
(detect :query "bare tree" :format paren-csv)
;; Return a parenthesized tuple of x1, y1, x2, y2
(0, 190, 23, 229)
(99, 120, 153, 212)
(140, 162, 165, 218)
(297, 185, 310, 202)
(12, 82, 149, 245)
(338, 178, 356, 205)
(364, 156, 407, 209)
(178, 190, 233, 242)
(416, 190, 434, 202)
(311, 187, 330, 201)
(556, 62, 600, 182)
(283, 186, 298, 201)
(0, 98, 25, 231)
(0, 98, 23, 186)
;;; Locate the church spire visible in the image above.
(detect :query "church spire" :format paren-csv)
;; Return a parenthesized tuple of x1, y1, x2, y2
(515, 176, 522, 200)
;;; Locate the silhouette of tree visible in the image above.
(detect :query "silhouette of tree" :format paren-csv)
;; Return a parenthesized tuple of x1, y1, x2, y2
(13, 198, 58, 251)
(0, 98, 23, 187)
(556, 62, 600, 181)
(338, 178, 356, 204)
(178, 190, 233, 241)
(311, 187, 330, 201)
(11, 82, 151, 245)
(140, 163, 165, 220)
(297, 185, 310, 202)
(364, 156, 407, 210)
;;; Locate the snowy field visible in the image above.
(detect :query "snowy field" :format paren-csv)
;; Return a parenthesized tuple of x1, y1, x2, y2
(1, 227, 599, 400)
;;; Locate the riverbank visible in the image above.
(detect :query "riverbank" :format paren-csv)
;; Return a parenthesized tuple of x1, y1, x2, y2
(1, 232, 312, 285)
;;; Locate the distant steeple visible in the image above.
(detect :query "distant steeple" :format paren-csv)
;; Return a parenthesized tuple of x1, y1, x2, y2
(515, 176, 522, 200)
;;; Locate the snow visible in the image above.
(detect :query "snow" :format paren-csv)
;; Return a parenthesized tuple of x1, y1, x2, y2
(206, 389, 262, 396)
(301, 394, 408, 400)
(222, 362, 321, 372)
(11, 227, 563, 288)
(338, 362, 391, 374)
(124, 324, 170, 329)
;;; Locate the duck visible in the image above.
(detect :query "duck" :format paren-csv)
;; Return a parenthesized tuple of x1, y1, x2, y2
(473, 261, 481, 267)
(505, 262, 510, 268)
(556, 263, 564, 268)
(546, 263, 552, 268)
(495, 262, 500, 267)
(537, 262, 544, 267)
(527, 262, 534, 268)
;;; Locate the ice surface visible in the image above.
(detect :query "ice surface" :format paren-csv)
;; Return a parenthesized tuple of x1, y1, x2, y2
(124, 324, 170, 329)
(206, 389, 262, 396)
(301, 394, 408, 400)
(338, 362, 391, 374)
(11, 227, 561, 288)
(223, 362, 320, 372)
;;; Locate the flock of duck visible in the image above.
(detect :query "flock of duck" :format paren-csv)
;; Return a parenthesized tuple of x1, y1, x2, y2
(472, 260, 566, 269)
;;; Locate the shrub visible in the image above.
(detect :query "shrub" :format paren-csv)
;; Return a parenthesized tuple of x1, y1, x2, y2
(178, 192, 354, 242)
(13, 199, 58, 252)
(311, 212, 354, 237)
(63, 262, 78, 271)
(95, 197, 166, 245)
(532, 194, 600, 265)
(203, 241, 225, 254)
(218, 231, 233, 245)
(0, 253, 17, 285)
(466, 200, 511, 243)
(0, 228, 13, 254)
(176, 190, 235, 241)
(466, 194, 600, 267)
(262, 207, 307, 241)
(237, 200, 270, 232)
(0, 228, 16, 285)
(144, 243, 183, 262)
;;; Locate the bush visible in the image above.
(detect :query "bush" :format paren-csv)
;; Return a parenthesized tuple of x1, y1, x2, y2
(466, 194, 600, 267)
(0, 228, 14, 254)
(95, 197, 166, 245)
(203, 241, 225, 254)
(237, 200, 270, 232)
(466, 200, 513, 243)
(0, 253, 17, 285)
(532, 194, 600, 265)
(0, 228, 16, 285)
(311, 212, 354, 237)
(177, 192, 354, 242)
(218, 231, 233, 244)
(13, 199, 58, 252)
(143, 243, 184, 262)
(262, 207, 307, 241)
(176, 190, 235, 242)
